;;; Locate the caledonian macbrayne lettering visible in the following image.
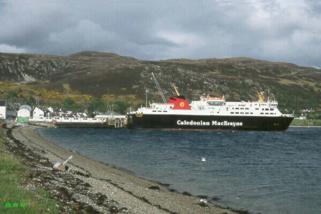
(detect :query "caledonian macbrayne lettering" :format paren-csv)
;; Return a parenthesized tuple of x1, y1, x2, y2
(177, 120, 243, 127)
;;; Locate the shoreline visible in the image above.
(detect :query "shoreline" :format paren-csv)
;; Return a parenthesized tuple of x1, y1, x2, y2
(290, 125, 321, 128)
(5, 125, 241, 214)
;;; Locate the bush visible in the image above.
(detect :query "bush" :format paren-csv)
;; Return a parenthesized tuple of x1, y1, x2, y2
(307, 111, 321, 120)
(87, 98, 106, 114)
(63, 97, 80, 111)
(113, 101, 130, 114)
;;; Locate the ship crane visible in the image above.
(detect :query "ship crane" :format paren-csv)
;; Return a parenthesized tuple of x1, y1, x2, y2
(171, 83, 180, 96)
(151, 72, 166, 103)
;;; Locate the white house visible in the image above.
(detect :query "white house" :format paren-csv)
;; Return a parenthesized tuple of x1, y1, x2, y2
(0, 100, 6, 120)
(17, 105, 32, 123)
(32, 107, 45, 120)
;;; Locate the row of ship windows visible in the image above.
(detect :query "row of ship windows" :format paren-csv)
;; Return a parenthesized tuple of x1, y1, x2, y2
(231, 112, 276, 115)
(232, 107, 250, 110)
(231, 112, 253, 115)
(259, 108, 275, 111)
(232, 107, 274, 111)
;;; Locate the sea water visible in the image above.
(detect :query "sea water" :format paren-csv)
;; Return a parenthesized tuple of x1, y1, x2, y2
(38, 127, 321, 214)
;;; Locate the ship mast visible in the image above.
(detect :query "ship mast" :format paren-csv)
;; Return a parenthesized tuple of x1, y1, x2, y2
(145, 88, 149, 107)
(151, 72, 166, 103)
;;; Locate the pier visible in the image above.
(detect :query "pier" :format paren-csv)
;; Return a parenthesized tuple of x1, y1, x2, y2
(101, 115, 127, 128)
(28, 114, 128, 128)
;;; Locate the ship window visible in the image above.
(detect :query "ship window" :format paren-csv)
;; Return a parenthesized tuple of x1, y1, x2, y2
(250, 112, 253, 114)
(270, 108, 274, 111)
(265, 108, 269, 111)
(245, 108, 249, 110)
(231, 112, 234, 114)
(240, 112, 244, 114)
(152, 110, 156, 112)
(265, 113, 269, 115)
(260, 112, 264, 115)
(207, 101, 224, 106)
(245, 112, 249, 114)
(240, 108, 244, 110)
(235, 112, 239, 114)
(255, 108, 259, 110)
(235, 107, 239, 110)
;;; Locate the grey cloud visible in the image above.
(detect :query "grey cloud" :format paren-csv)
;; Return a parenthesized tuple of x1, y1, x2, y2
(0, 0, 320, 67)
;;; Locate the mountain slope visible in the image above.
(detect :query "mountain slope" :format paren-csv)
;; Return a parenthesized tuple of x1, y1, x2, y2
(0, 51, 320, 111)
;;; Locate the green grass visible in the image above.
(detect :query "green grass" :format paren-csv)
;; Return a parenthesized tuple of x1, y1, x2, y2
(0, 128, 60, 214)
(291, 119, 321, 126)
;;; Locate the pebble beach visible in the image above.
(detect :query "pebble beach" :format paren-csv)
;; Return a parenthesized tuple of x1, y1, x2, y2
(6, 126, 238, 214)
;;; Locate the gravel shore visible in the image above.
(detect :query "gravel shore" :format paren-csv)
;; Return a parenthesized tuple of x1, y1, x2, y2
(7, 125, 239, 214)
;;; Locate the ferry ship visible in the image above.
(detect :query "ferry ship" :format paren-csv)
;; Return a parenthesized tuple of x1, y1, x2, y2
(127, 92, 294, 131)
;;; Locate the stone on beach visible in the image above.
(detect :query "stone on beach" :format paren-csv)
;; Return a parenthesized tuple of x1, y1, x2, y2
(53, 155, 73, 171)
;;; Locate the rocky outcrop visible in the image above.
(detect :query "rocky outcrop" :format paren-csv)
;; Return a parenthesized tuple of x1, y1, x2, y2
(0, 53, 68, 82)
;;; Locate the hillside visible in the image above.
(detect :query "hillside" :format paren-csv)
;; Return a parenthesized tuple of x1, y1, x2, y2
(0, 51, 321, 112)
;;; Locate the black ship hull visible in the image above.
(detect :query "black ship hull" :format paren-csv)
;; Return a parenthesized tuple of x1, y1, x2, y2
(127, 114, 293, 131)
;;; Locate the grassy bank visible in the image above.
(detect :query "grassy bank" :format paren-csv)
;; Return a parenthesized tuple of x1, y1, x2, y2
(0, 128, 59, 214)
(291, 118, 321, 127)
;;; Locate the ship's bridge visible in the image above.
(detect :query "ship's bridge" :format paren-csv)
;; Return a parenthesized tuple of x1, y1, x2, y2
(150, 103, 173, 111)
(192, 95, 226, 108)
(201, 95, 225, 102)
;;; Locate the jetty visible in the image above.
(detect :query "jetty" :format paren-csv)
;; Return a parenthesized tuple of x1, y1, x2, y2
(28, 115, 128, 128)
(17, 106, 129, 128)
(95, 114, 127, 128)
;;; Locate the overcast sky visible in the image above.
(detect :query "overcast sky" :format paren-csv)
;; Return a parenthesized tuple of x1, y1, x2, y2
(0, 0, 320, 67)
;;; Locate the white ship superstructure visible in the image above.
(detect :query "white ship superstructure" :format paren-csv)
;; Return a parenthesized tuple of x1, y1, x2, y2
(134, 95, 284, 117)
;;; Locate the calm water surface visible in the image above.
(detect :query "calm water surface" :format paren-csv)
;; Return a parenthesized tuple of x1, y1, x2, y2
(38, 127, 321, 214)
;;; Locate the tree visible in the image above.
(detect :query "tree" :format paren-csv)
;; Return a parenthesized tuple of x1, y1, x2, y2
(87, 98, 106, 114)
(63, 97, 79, 111)
(113, 101, 130, 114)
(25, 95, 36, 106)
(6, 90, 18, 101)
